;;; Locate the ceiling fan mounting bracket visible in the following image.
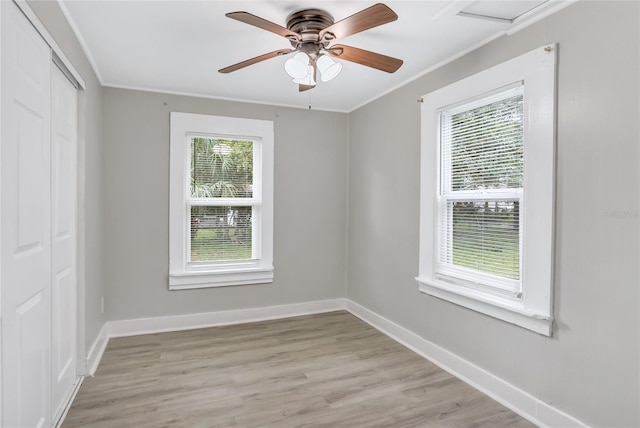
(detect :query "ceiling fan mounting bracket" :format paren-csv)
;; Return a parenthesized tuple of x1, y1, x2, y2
(326, 46, 344, 57)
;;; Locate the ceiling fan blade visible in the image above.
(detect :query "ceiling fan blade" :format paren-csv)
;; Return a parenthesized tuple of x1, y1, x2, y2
(327, 44, 403, 73)
(319, 3, 397, 42)
(299, 84, 315, 92)
(219, 49, 294, 74)
(226, 11, 301, 41)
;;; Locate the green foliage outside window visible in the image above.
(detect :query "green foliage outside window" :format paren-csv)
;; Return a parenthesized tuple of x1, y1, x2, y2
(189, 137, 254, 262)
(445, 94, 523, 280)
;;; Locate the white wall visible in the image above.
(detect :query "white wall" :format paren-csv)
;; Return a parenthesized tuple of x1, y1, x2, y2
(27, 0, 106, 365)
(347, 2, 639, 427)
(102, 89, 348, 320)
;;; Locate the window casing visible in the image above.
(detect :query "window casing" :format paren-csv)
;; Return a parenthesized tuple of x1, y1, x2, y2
(417, 45, 556, 336)
(169, 113, 274, 289)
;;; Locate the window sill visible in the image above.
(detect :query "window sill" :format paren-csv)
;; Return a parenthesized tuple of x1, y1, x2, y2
(415, 277, 552, 336)
(170, 266, 274, 290)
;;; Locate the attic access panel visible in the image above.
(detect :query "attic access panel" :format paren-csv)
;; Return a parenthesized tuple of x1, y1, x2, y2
(458, 0, 549, 23)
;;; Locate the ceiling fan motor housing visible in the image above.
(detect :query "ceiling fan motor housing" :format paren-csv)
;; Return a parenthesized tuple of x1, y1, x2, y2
(286, 9, 334, 43)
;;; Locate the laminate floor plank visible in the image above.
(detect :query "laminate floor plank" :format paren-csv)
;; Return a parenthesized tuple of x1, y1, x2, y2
(63, 311, 534, 427)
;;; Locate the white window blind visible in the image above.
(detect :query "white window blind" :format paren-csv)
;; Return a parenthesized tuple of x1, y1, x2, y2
(188, 137, 258, 264)
(437, 85, 524, 293)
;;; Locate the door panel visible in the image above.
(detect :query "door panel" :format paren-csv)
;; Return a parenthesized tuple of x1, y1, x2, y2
(16, 292, 48, 428)
(1, 2, 53, 427)
(17, 102, 46, 251)
(51, 64, 78, 422)
(53, 268, 73, 378)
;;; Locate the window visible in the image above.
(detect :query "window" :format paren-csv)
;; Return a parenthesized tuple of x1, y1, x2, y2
(438, 85, 524, 293)
(417, 45, 556, 335)
(169, 112, 274, 289)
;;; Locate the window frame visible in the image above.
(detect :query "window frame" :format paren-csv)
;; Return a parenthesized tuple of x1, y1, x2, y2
(416, 45, 557, 336)
(169, 112, 274, 290)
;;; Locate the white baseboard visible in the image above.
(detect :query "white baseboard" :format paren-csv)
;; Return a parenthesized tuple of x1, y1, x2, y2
(85, 297, 586, 428)
(345, 300, 587, 428)
(85, 322, 109, 376)
(107, 298, 347, 338)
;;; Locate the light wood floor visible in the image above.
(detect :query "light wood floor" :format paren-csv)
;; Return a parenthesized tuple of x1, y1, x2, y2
(63, 311, 534, 427)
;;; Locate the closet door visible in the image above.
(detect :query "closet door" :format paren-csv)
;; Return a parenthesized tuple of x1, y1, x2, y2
(1, 1, 53, 427)
(51, 64, 78, 423)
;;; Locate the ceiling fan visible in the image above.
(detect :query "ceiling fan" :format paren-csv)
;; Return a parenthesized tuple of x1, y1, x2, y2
(218, 3, 404, 92)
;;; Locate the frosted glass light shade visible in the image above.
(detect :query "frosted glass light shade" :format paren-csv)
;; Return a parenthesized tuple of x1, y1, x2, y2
(284, 53, 310, 79)
(293, 65, 316, 85)
(317, 55, 342, 82)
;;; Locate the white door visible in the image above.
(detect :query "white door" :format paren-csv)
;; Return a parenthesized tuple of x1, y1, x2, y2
(50, 64, 78, 423)
(1, 1, 53, 427)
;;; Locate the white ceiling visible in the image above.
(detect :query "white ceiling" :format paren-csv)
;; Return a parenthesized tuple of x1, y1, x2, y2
(59, 0, 569, 112)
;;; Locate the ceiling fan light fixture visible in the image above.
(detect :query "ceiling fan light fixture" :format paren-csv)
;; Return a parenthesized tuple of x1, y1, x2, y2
(317, 54, 342, 82)
(293, 65, 316, 86)
(284, 52, 310, 79)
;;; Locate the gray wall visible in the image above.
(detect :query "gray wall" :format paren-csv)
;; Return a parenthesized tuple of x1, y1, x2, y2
(28, 1, 639, 426)
(347, 2, 639, 427)
(27, 1, 106, 358)
(103, 89, 348, 320)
